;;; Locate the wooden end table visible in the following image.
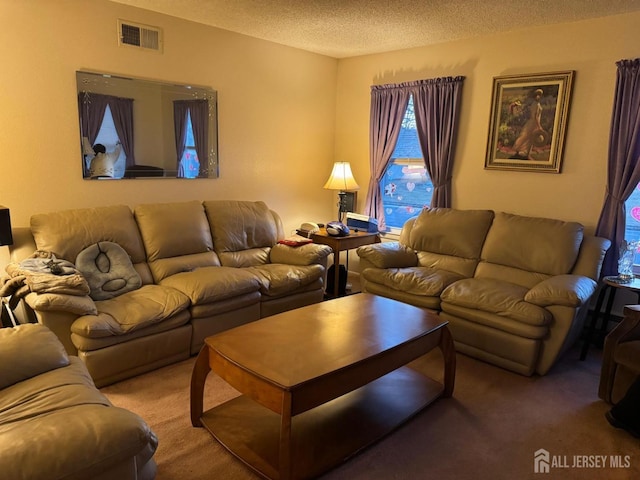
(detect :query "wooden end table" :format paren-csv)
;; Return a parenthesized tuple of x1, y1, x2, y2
(310, 227, 380, 298)
(580, 275, 640, 360)
(190, 293, 455, 480)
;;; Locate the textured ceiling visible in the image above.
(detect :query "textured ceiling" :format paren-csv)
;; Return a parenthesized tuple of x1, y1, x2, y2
(110, 0, 640, 58)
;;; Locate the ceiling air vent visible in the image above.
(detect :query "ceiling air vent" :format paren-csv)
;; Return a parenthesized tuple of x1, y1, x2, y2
(118, 20, 163, 52)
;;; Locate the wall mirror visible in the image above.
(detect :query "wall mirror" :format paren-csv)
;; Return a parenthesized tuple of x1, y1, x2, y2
(76, 70, 218, 179)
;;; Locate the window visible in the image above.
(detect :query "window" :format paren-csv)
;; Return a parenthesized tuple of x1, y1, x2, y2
(90, 105, 126, 178)
(380, 95, 433, 232)
(179, 110, 200, 179)
(624, 185, 640, 267)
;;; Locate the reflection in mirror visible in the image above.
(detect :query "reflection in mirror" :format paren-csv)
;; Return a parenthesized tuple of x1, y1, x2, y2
(76, 71, 218, 179)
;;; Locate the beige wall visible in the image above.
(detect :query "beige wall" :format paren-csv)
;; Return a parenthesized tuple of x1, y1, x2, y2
(0, 0, 338, 237)
(1, 1, 639, 272)
(336, 12, 640, 234)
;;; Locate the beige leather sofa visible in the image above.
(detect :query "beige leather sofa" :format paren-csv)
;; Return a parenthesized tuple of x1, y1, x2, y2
(0, 323, 157, 480)
(599, 305, 640, 404)
(7, 200, 331, 387)
(357, 207, 610, 376)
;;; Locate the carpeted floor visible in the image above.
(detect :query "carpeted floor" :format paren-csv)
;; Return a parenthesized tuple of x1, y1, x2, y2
(101, 341, 639, 480)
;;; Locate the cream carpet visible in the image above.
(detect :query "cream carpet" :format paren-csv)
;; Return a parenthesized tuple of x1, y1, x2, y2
(101, 344, 639, 480)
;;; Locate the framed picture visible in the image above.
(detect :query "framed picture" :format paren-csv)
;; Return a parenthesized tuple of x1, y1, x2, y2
(484, 71, 574, 173)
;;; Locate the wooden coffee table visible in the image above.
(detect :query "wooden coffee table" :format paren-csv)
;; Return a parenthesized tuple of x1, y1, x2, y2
(190, 293, 455, 480)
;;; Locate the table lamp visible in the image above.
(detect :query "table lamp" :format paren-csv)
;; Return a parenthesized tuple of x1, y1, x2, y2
(323, 162, 360, 222)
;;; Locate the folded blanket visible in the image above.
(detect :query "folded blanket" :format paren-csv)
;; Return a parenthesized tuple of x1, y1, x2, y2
(1, 251, 90, 303)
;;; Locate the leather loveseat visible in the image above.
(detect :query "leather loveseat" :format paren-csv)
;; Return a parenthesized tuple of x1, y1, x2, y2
(356, 207, 610, 376)
(5, 200, 332, 387)
(0, 323, 157, 480)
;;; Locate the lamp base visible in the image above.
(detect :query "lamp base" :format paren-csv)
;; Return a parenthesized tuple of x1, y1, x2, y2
(337, 191, 357, 222)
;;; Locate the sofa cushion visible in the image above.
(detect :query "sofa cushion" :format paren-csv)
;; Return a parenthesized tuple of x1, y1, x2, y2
(441, 277, 552, 326)
(134, 201, 219, 281)
(76, 241, 142, 301)
(159, 266, 260, 305)
(480, 212, 583, 276)
(0, 324, 69, 389)
(204, 200, 281, 266)
(219, 247, 271, 268)
(71, 285, 190, 337)
(249, 263, 325, 297)
(30, 205, 147, 264)
(407, 208, 495, 260)
(362, 266, 466, 297)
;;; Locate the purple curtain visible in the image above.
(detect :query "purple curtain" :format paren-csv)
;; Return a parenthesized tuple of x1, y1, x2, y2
(364, 85, 411, 231)
(78, 92, 134, 173)
(78, 92, 109, 176)
(595, 59, 640, 277)
(109, 97, 135, 167)
(189, 100, 209, 176)
(173, 102, 189, 176)
(409, 77, 465, 208)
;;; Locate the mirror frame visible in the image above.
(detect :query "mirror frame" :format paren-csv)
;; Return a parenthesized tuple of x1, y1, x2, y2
(76, 70, 218, 179)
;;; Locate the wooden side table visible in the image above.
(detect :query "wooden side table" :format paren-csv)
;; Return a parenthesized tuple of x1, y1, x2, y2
(310, 228, 380, 298)
(580, 275, 640, 360)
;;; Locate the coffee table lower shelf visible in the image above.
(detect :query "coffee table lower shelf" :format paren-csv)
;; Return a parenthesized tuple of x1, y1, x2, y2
(199, 365, 444, 480)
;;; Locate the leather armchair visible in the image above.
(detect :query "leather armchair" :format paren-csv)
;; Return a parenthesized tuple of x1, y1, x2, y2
(599, 304, 640, 404)
(0, 323, 157, 480)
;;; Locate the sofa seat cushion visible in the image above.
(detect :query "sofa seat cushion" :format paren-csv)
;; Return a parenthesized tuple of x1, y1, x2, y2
(440, 303, 550, 339)
(441, 278, 552, 327)
(71, 311, 191, 352)
(71, 285, 190, 337)
(0, 358, 157, 480)
(218, 247, 270, 267)
(362, 266, 466, 297)
(249, 263, 325, 297)
(159, 266, 260, 304)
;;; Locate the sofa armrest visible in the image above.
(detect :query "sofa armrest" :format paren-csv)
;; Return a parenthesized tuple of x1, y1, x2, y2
(0, 323, 70, 389)
(25, 291, 97, 315)
(524, 275, 597, 308)
(356, 242, 418, 269)
(270, 243, 332, 266)
(0, 403, 158, 480)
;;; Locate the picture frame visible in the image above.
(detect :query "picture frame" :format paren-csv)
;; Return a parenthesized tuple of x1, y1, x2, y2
(484, 71, 574, 173)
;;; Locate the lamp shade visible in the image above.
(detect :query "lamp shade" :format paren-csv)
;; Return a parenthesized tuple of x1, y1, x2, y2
(323, 162, 360, 191)
(0, 206, 12, 246)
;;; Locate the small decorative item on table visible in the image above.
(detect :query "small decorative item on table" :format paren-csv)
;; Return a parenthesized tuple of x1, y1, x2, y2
(617, 240, 640, 283)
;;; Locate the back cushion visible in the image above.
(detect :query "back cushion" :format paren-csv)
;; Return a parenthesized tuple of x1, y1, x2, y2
(481, 211, 584, 276)
(30, 205, 153, 284)
(408, 208, 495, 260)
(134, 201, 220, 281)
(31, 205, 146, 264)
(204, 201, 281, 267)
